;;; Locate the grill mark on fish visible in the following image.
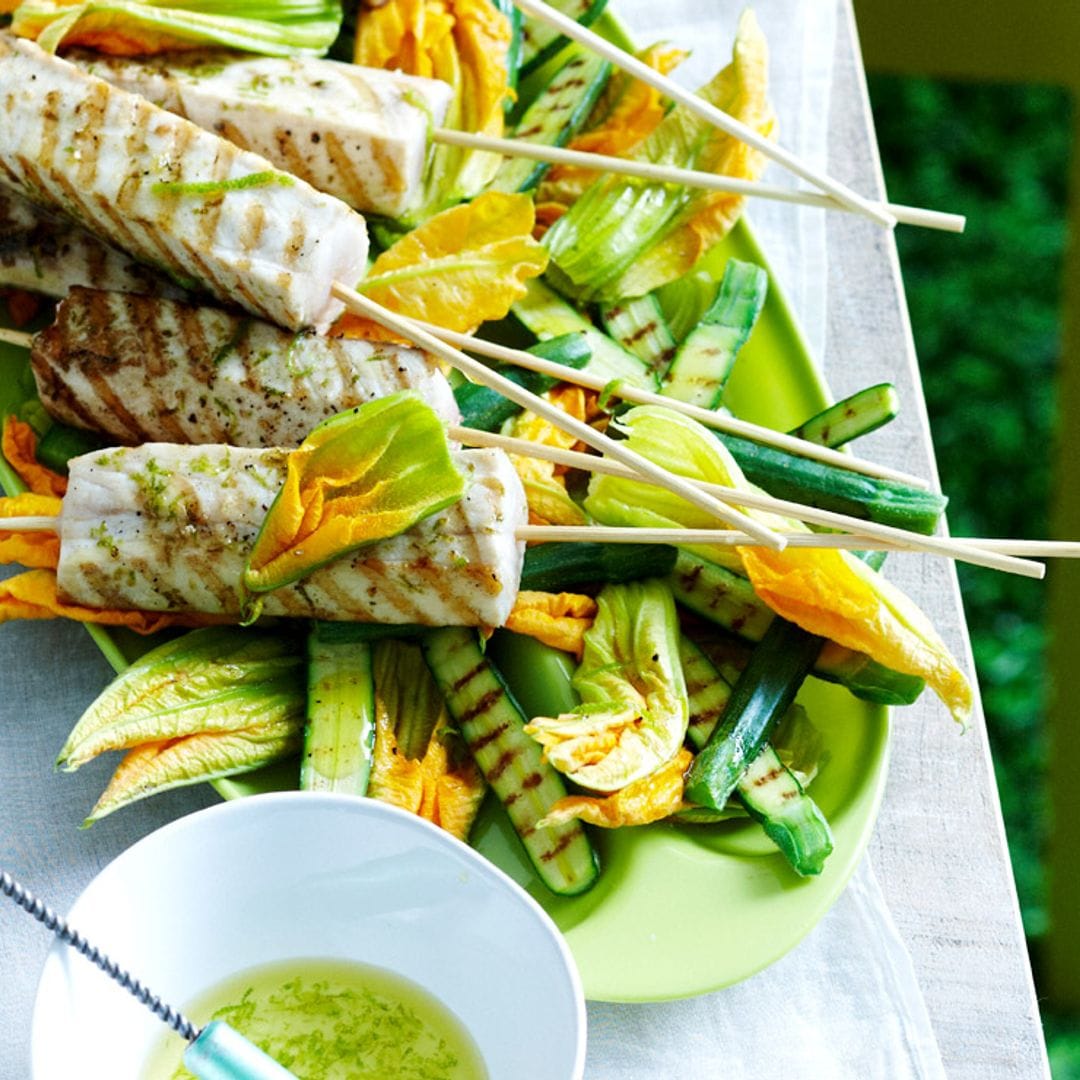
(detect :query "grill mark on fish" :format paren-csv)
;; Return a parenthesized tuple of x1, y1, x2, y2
(283, 218, 306, 269)
(172, 548, 227, 613)
(367, 135, 407, 195)
(132, 295, 190, 442)
(272, 128, 312, 188)
(96, 192, 181, 285)
(82, 291, 148, 440)
(218, 120, 251, 152)
(177, 302, 214, 371)
(69, 561, 125, 608)
(323, 131, 379, 207)
(299, 573, 362, 620)
(194, 132, 228, 250)
(39, 90, 62, 176)
(74, 81, 109, 191)
(351, 558, 423, 621)
(32, 345, 106, 435)
(240, 202, 267, 252)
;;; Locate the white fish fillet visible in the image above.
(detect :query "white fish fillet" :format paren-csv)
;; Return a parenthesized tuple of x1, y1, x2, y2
(58, 444, 526, 626)
(0, 35, 369, 332)
(68, 49, 452, 220)
(32, 288, 459, 446)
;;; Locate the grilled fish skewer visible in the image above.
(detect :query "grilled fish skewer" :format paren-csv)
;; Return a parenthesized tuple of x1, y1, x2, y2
(0, 36, 369, 332)
(49, 443, 526, 626)
(30, 288, 460, 447)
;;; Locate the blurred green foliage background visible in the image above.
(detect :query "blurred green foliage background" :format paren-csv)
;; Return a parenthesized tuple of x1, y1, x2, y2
(868, 74, 1077, 1078)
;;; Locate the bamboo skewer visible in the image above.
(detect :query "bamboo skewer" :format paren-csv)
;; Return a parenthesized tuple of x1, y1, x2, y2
(432, 129, 965, 234)
(510, 0, 896, 229)
(517, 526, 1079, 558)
(0, 326, 29, 348)
(421, 322, 930, 489)
(0, 515, 1070, 575)
(332, 285, 784, 548)
(454, 427, 1044, 579)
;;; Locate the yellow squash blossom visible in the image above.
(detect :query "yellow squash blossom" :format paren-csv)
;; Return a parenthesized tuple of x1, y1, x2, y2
(506, 383, 592, 526)
(3, 416, 67, 497)
(504, 589, 597, 659)
(0, 493, 62, 569)
(538, 747, 692, 828)
(356, 0, 511, 210)
(244, 394, 464, 594)
(333, 192, 548, 340)
(584, 406, 973, 726)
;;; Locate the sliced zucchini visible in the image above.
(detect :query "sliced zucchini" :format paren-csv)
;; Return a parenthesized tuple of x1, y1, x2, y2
(520, 540, 677, 592)
(678, 635, 832, 876)
(684, 619, 823, 810)
(661, 259, 768, 408)
(301, 623, 376, 794)
(489, 49, 611, 193)
(737, 743, 833, 876)
(716, 430, 948, 535)
(422, 628, 599, 896)
(453, 332, 591, 432)
(788, 383, 900, 448)
(511, 278, 653, 387)
(678, 634, 733, 750)
(599, 293, 678, 375)
(518, 0, 608, 78)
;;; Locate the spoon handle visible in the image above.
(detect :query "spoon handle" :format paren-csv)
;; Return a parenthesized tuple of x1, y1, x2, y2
(0, 868, 199, 1041)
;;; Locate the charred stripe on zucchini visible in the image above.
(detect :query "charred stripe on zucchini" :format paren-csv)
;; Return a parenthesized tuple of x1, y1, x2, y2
(422, 628, 598, 896)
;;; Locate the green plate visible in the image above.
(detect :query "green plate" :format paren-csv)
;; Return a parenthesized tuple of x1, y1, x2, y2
(0, 18, 890, 1003)
(212, 221, 891, 1002)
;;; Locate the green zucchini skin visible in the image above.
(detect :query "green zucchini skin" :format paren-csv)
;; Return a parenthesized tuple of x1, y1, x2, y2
(668, 550, 926, 706)
(453, 333, 591, 432)
(487, 630, 580, 719)
(737, 744, 833, 876)
(301, 624, 376, 795)
(683, 619, 823, 811)
(511, 278, 653, 386)
(679, 636, 832, 876)
(422, 628, 599, 896)
(599, 293, 678, 375)
(661, 259, 768, 408)
(518, 0, 609, 77)
(788, 383, 900, 449)
(716, 430, 947, 535)
(521, 541, 678, 592)
(490, 49, 611, 193)
(35, 422, 105, 473)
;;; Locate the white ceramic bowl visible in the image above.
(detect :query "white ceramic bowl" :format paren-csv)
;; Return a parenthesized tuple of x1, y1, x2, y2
(31, 793, 586, 1079)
